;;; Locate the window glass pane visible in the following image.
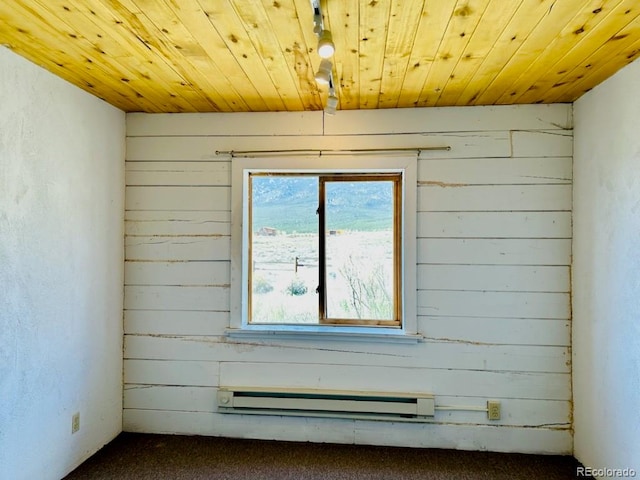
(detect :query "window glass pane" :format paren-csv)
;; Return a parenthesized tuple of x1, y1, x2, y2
(324, 180, 395, 320)
(250, 175, 319, 324)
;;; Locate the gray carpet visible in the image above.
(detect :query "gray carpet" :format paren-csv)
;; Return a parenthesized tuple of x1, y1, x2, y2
(64, 433, 591, 479)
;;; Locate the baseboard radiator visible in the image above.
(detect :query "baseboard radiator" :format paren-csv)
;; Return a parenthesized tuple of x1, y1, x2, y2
(217, 387, 435, 422)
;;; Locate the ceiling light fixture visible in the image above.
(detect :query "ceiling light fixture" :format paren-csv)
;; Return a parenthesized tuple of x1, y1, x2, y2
(317, 30, 335, 58)
(315, 59, 332, 85)
(310, 0, 339, 114)
(325, 76, 339, 115)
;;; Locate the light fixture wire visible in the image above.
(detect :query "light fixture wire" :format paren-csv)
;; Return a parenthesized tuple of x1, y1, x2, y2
(325, 74, 338, 115)
(311, 1, 324, 34)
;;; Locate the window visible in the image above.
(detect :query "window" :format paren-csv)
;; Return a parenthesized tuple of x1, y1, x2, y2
(230, 156, 417, 339)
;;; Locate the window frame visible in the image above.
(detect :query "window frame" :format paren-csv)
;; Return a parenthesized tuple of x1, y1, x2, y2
(229, 155, 418, 342)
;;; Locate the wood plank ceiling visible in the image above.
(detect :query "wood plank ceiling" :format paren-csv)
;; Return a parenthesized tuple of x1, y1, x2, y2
(1, 0, 640, 113)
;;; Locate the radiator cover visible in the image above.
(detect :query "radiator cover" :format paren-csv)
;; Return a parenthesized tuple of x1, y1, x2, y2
(217, 387, 435, 422)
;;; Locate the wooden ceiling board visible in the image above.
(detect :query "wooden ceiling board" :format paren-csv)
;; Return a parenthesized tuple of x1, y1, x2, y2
(61, 0, 208, 111)
(473, 0, 610, 105)
(358, 0, 393, 109)
(153, 0, 267, 110)
(54, 0, 218, 111)
(257, 0, 321, 111)
(0, 0, 154, 111)
(547, 21, 640, 103)
(453, 0, 556, 106)
(418, 0, 493, 107)
(434, 0, 522, 106)
(323, 0, 360, 109)
(377, 0, 425, 109)
(197, 0, 287, 111)
(515, 0, 640, 104)
(397, 1, 458, 108)
(494, 0, 628, 105)
(228, 0, 306, 110)
(118, 0, 239, 111)
(2, 0, 640, 113)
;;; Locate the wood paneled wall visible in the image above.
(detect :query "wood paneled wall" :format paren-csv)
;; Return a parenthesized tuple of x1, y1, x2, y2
(123, 104, 573, 453)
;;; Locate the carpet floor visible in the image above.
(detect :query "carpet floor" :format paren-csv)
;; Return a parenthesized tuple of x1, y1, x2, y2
(63, 433, 590, 480)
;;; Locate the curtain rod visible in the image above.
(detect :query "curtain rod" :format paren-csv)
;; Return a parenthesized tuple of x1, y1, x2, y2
(215, 146, 451, 158)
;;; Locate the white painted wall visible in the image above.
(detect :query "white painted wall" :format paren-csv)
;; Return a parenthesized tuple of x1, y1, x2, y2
(573, 60, 640, 475)
(0, 47, 125, 480)
(123, 104, 574, 454)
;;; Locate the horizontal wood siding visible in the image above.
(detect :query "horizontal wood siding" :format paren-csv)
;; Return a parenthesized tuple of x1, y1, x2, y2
(124, 105, 573, 454)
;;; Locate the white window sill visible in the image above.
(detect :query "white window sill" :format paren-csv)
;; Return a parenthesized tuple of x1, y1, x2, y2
(225, 327, 424, 344)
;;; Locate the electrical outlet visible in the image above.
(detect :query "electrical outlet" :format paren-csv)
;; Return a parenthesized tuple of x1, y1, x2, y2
(72, 412, 80, 434)
(487, 400, 501, 420)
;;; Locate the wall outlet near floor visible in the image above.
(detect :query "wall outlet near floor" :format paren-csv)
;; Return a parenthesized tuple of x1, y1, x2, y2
(72, 412, 80, 434)
(487, 400, 501, 420)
